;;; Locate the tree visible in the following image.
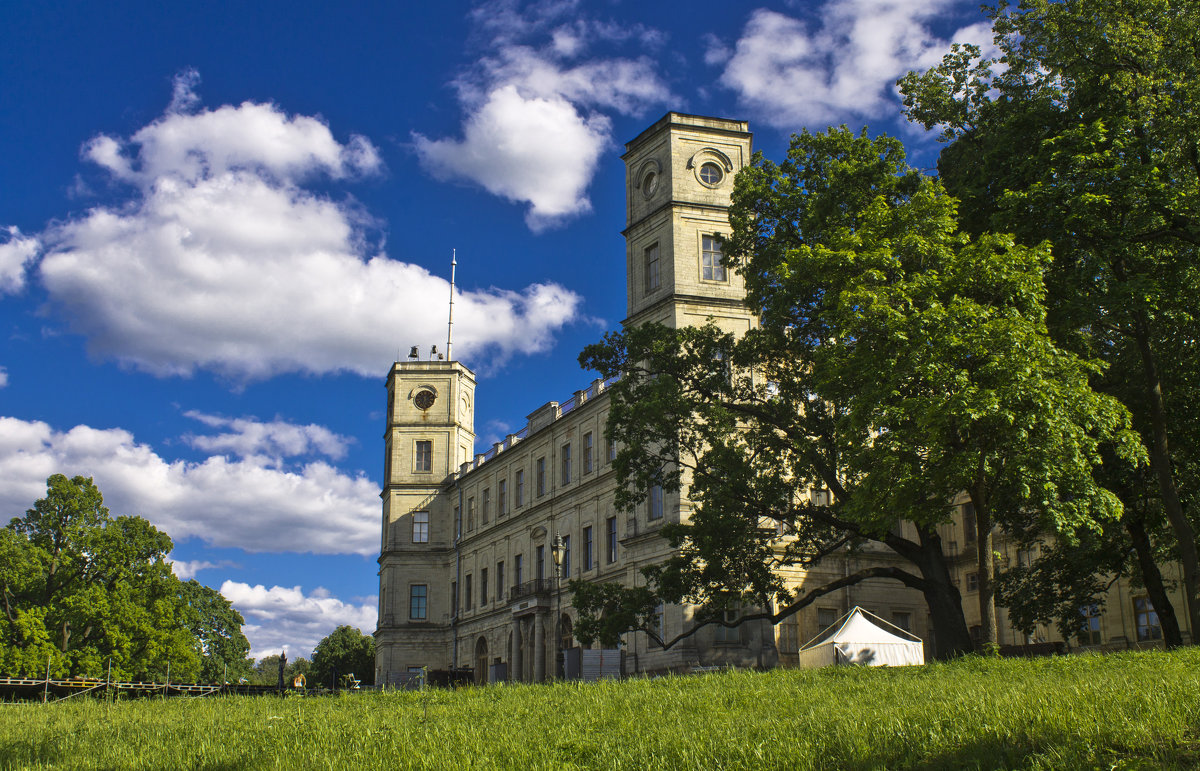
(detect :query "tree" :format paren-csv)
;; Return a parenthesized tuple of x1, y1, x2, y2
(900, 0, 1200, 642)
(577, 128, 1138, 657)
(309, 625, 374, 687)
(1, 474, 252, 679)
(179, 579, 253, 682)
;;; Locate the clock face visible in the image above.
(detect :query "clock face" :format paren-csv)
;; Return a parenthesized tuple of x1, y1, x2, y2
(414, 389, 436, 410)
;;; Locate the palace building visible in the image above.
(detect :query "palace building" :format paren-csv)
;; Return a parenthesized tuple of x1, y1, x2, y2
(374, 113, 1192, 685)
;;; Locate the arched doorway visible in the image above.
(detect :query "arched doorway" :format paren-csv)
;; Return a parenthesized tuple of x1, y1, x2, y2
(475, 637, 488, 684)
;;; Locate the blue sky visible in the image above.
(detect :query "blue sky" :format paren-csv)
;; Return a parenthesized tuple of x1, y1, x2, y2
(0, 0, 996, 660)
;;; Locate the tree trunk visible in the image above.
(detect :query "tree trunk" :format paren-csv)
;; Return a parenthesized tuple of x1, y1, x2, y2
(1133, 315, 1199, 642)
(1125, 509, 1184, 648)
(912, 526, 973, 659)
(969, 488, 998, 650)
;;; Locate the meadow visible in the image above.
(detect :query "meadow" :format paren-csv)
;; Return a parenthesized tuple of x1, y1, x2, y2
(0, 648, 1197, 770)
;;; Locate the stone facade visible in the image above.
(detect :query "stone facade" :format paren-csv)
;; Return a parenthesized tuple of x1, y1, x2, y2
(374, 113, 1191, 685)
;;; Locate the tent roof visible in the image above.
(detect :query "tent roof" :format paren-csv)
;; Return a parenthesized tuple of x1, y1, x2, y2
(798, 606, 922, 651)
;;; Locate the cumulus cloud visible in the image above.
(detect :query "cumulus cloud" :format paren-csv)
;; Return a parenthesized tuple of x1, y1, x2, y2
(414, 0, 672, 230)
(30, 72, 581, 380)
(183, 411, 352, 462)
(0, 227, 40, 294)
(715, 2, 999, 128)
(169, 558, 239, 580)
(0, 416, 379, 555)
(220, 581, 376, 660)
(0, 367, 7, 388)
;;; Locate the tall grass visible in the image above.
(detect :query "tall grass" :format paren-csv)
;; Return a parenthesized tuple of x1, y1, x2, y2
(1, 648, 1197, 769)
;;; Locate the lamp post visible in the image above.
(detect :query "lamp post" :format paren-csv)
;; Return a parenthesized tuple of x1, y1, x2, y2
(551, 532, 564, 680)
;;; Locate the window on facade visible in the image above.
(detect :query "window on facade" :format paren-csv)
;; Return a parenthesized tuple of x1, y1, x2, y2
(648, 484, 664, 520)
(482, 488, 490, 525)
(496, 561, 505, 602)
(962, 502, 977, 543)
(583, 433, 593, 474)
(412, 511, 429, 543)
(699, 162, 724, 185)
(498, 479, 507, 516)
(562, 534, 571, 577)
(409, 585, 427, 620)
(561, 443, 572, 486)
(465, 574, 472, 610)
(516, 470, 525, 508)
(701, 235, 726, 281)
(415, 440, 433, 472)
(514, 554, 523, 585)
(480, 568, 488, 607)
(536, 457, 546, 497)
(1079, 603, 1102, 645)
(607, 437, 617, 463)
(779, 615, 799, 653)
(467, 497, 475, 531)
(892, 611, 912, 633)
(536, 545, 545, 581)
(715, 602, 741, 644)
(966, 572, 979, 593)
(451, 581, 457, 616)
(583, 527, 594, 570)
(606, 516, 618, 564)
(817, 607, 837, 632)
(454, 506, 461, 539)
(644, 242, 660, 293)
(1134, 597, 1162, 641)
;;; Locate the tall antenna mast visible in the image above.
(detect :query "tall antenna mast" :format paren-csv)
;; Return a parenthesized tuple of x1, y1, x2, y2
(446, 249, 456, 362)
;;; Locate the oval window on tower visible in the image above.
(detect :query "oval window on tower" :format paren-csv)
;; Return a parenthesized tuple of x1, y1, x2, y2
(699, 162, 724, 186)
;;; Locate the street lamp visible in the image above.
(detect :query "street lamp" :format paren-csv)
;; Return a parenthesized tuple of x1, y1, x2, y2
(551, 532, 564, 680)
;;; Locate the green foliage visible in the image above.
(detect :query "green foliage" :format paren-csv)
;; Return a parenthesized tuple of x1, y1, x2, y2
(0, 650, 1197, 769)
(568, 581, 658, 648)
(309, 625, 375, 687)
(0, 475, 252, 680)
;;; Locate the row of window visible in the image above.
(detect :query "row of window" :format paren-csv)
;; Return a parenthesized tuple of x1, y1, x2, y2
(641, 235, 727, 297)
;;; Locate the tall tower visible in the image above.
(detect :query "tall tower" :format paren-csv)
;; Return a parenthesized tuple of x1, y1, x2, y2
(622, 113, 755, 335)
(375, 357, 475, 682)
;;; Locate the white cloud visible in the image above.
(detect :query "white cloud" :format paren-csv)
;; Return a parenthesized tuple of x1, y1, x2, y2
(0, 226, 40, 294)
(716, 2, 997, 128)
(32, 73, 581, 380)
(169, 558, 238, 580)
(0, 416, 380, 555)
(415, 1, 672, 230)
(220, 581, 376, 660)
(183, 411, 352, 461)
(0, 367, 7, 388)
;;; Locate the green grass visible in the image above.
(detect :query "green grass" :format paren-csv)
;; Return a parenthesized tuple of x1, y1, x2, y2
(1, 648, 1197, 770)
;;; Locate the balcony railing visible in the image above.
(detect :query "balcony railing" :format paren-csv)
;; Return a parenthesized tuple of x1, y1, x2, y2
(509, 579, 555, 602)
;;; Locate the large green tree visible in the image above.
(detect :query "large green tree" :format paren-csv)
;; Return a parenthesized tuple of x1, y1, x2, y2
(1, 474, 252, 679)
(578, 128, 1137, 657)
(900, 0, 1200, 642)
(309, 625, 374, 687)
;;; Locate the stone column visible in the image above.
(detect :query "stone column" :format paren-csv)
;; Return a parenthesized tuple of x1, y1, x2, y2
(512, 616, 523, 683)
(533, 610, 546, 681)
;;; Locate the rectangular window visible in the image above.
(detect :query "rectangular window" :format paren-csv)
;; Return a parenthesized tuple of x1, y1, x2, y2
(561, 534, 571, 577)
(412, 511, 429, 543)
(415, 440, 433, 472)
(536, 457, 546, 497)
(496, 561, 505, 602)
(583, 527, 593, 570)
(1134, 597, 1162, 641)
(701, 234, 726, 281)
(516, 470, 525, 508)
(583, 433, 594, 474)
(515, 554, 523, 585)
(465, 574, 472, 610)
(607, 437, 616, 463)
(962, 502, 977, 543)
(482, 488, 490, 525)
(451, 581, 457, 616)
(409, 585, 427, 620)
(480, 568, 488, 607)
(644, 242, 660, 293)
(498, 479, 508, 516)
(817, 607, 837, 632)
(454, 506, 461, 539)
(648, 484, 664, 520)
(1079, 603, 1102, 645)
(892, 611, 912, 633)
(715, 602, 740, 644)
(536, 545, 545, 581)
(606, 516, 618, 564)
(467, 497, 475, 531)
(966, 572, 979, 593)
(561, 443, 572, 485)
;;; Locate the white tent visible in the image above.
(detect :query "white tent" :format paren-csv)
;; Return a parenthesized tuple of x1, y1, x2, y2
(795, 606, 925, 668)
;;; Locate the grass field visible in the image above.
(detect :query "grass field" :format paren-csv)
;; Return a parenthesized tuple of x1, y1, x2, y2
(1, 648, 1197, 770)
